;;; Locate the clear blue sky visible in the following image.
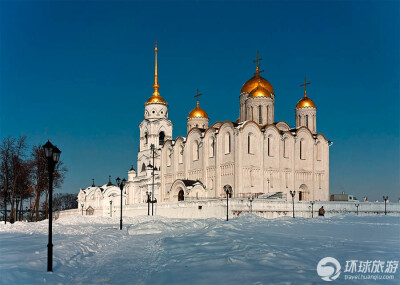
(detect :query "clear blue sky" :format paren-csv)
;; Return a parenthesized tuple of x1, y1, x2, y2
(0, 1, 398, 201)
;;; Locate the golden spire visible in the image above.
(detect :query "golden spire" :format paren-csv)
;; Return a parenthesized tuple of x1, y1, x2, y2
(153, 39, 159, 96)
(300, 76, 311, 97)
(146, 39, 167, 105)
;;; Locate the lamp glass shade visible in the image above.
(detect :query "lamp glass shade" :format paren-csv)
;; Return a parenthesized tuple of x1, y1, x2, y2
(42, 141, 54, 159)
(116, 177, 121, 186)
(122, 178, 127, 186)
(52, 146, 61, 162)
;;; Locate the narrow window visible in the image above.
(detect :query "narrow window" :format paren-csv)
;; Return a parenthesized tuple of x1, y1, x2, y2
(306, 115, 309, 128)
(159, 131, 165, 146)
(258, 105, 262, 124)
(167, 149, 172, 166)
(300, 139, 304, 160)
(268, 137, 271, 156)
(209, 138, 215, 158)
(145, 132, 148, 144)
(283, 138, 289, 158)
(267, 105, 269, 124)
(248, 134, 251, 154)
(193, 141, 199, 161)
(225, 133, 231, 154)
(251, 107, 253, 121)
(141, 163, 146, 172)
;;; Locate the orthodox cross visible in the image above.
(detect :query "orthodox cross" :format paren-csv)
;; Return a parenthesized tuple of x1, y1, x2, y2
(300, 76, 311, 94)
(194, 89, 202, 105)
(253, 50, 264, 74)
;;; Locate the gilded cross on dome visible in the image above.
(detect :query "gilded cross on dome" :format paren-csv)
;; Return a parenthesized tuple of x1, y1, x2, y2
(253, 51, 264, 74)
(300, 76, 311, 96)
(194, 89, 202, 106)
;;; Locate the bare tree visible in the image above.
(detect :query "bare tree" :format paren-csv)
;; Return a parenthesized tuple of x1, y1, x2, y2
(31, 145, 67, 221)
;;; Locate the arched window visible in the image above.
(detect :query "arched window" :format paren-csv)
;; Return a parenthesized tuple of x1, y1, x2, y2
(225, 133, 231, 154)
(209, 137, 215, 158)
(316, 142, 322, 161)
(258, 105, 262, 124)
(251, 106, 254, 121)
(193, 141, 199, 161)
(283, 138, 289, 158)
(159, 131, 165, 146)
(306, 115, 309, 128)
(144, 132, 148, 145)
(300, 139, 305, 160)
(248, 134, 252, 154)
(267, 135, 272, 157)
(267, 105, 269, 124)
(245, 107, 248, 120)
(141, 163, 146, 172)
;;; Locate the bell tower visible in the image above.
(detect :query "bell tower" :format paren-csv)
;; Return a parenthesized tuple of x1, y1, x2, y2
(138, 40, 173, 176)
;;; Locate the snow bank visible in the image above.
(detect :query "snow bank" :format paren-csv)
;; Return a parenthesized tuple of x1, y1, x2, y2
(0, 215, 399, 284)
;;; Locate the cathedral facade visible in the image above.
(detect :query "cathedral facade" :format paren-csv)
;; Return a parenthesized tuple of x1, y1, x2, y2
(78, 43, 331, 212)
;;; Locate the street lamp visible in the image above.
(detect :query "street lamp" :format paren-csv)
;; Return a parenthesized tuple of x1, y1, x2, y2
(146, 191, 151, 216)
(81, 203, 84, 215)
(383, 196, 388, 215)
(290, 190, 296, 218)
(109, 200, 112, 217)
(116, 177, 127, 230)
(42, 140, 61, 272)
(224, 185, 232, 221)
(248, 196, 254, 214)
(310, 201, 315, 218)
(355, 203, 359, 216)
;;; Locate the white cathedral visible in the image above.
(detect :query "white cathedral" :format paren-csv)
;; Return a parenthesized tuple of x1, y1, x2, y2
(78, 43, 332, 212)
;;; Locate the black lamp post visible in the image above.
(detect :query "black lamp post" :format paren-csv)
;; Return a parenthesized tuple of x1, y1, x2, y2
(42, 140, 61, 272)
(109, 200, 112, 217)
(310, 201, 315, 218)
(355, 203, 359, 216)
(81, 203, 84, 215)
(248, 197, 254, 214)
(146, 191, 151, 216)
(224, 185, 232, 221)
(116, 177, 126, 230)
(383, 196, 388, 215)
(290, 190, 296, 218)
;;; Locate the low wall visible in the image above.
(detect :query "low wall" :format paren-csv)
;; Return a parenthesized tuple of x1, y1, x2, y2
(75, 199, 400, 220)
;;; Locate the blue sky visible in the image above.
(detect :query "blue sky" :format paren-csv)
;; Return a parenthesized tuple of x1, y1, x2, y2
(0, 0, 398, 201)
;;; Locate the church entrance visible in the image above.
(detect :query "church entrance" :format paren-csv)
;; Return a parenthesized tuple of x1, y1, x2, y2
(178, 189, 184, 201)
(299, 191, 303, 201)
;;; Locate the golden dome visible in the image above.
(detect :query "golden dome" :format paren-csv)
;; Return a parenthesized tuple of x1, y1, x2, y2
(296, 92, 316, 108)
(241, 72, 274, 94)
(248, 84, 272, 98)
(188, 102, 208, 118)
(146, 93, 167, 105)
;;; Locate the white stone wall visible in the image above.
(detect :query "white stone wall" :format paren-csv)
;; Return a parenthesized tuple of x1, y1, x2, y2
(161, 120, 330, 202)
(73, 200, 400, 220)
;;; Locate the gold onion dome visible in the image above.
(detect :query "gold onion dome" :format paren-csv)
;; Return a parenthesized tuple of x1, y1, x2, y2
(296, 77, 316, 108)
(145, 40, 168, 106)
(296, 92, 316, 108)
(188, 101, 208, 118)
(241, 73, 274, 95)
(248, 83, 272, 98)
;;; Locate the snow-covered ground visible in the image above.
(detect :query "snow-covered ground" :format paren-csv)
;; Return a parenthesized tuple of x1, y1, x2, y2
(0, 215, 399, 284)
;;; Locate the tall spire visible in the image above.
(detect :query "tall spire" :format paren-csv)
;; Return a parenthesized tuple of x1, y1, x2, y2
(153, 39, 159, 96)
(300, 76, 311, 97)
(145, 39, 167, 105)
